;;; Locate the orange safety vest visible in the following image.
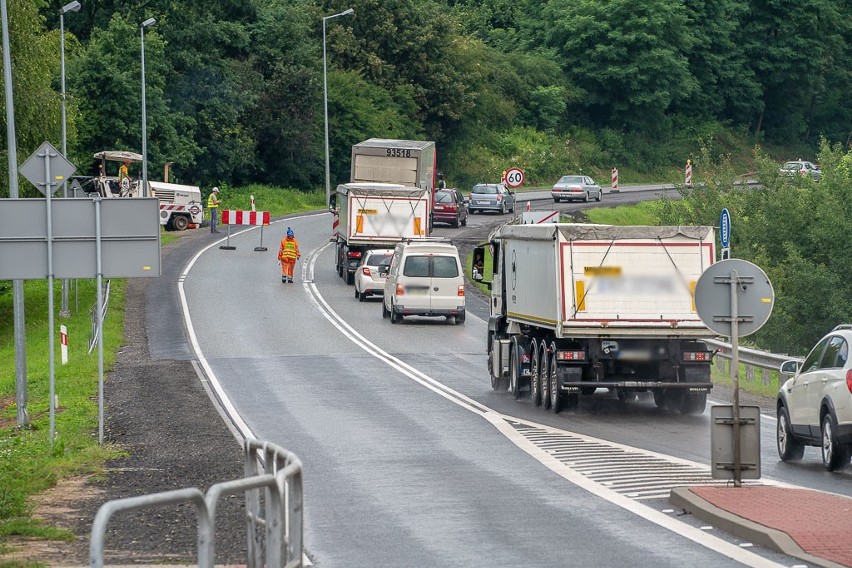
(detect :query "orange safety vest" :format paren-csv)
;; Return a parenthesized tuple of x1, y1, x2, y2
(279, 238, 299, 261)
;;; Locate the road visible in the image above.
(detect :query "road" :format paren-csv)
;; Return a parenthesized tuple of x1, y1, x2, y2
(178, 188, 848, 567)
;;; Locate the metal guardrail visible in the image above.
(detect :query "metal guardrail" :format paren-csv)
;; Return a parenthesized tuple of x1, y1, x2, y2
(90, 438, 303, 568)
(704, 338, 804, 387)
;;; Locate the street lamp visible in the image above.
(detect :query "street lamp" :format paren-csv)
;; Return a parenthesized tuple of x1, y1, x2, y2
(140, 17, 156, 197)
(323, 8, 354, 209)
(58, 0, 81, 319)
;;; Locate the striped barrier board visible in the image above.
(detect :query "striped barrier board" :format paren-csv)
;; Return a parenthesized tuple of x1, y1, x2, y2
(221, 210, 270, 226)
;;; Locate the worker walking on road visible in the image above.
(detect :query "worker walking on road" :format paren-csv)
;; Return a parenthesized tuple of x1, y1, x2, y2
(208, 187, 221, 233)
(278, 227, 301, 283)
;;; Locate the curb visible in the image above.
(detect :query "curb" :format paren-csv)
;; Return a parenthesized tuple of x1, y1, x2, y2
(670, 487, 846, 568)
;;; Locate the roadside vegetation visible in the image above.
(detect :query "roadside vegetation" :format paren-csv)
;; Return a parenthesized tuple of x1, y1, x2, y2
(0, 185, 323, 556)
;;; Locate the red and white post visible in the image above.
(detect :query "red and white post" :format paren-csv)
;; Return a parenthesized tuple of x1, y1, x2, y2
(611, 168, 619, 193)
(60, 325, 68, 365)
(685, 159, 693, 187)
(250, 195, 256, 212)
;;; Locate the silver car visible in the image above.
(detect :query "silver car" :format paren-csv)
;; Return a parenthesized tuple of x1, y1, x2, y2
(552, 175, 602, 202)
(779, 160, 821, 182)
(468, 183, 515, 214)
(777, 325, 852, 471)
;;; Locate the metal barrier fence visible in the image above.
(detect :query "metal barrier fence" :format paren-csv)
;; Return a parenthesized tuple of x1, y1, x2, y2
(90, 438, 303, 568)
(705, 338, 804, 388)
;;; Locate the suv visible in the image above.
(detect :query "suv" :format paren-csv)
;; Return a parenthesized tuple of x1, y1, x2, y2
(468, 183, 515, 215)
(382, 240, 465, 324)
(432, 189, 468, 228)
(777, 325, 852, 471)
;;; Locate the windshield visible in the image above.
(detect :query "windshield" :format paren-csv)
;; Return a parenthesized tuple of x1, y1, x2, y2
(472, 184, 497, 194)
(366, 251, 393, 267)
(558, 176, 584, 184)
(435, 191, 454, 203)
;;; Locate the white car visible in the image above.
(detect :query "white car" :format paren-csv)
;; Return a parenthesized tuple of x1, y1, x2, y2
(777, 325, 852, 470)
(382, 240, 465, 324)
(551, 175, 602, 203)
(354, 248, 394, 302)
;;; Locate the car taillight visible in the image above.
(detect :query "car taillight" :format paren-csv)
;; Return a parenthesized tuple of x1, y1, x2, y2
(683, 352, 711, 362)
(396, 284, 404, 296)
(847, 370, 852, 394)
(557, 350, 585, 361)
(458, 285, 464, 296)
(363, 267, 371, 277)
(496, 195, 503, 202)
(348, 251, 362, 259)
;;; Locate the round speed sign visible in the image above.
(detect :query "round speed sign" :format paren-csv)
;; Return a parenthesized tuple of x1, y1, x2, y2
(504, 167, 525, 188)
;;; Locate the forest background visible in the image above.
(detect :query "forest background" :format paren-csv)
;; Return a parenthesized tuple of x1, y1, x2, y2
(1, 0, 850, 194)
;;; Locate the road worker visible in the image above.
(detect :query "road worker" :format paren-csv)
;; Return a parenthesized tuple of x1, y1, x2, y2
(208, 187, 221, 233)
(278, 227, 301, 283)
(118, 160, 131, 192)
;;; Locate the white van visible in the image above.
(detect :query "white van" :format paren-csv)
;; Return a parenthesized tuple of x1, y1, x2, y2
(382, 240, 465, 324)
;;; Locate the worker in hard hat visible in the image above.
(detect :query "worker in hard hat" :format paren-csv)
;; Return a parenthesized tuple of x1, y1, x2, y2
(118, 160, 131, 192)
(208, 187, 221, 233)
(278, 227, 301, 283)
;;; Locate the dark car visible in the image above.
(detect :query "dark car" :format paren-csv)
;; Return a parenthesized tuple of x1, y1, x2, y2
(432, 189, 468, 228)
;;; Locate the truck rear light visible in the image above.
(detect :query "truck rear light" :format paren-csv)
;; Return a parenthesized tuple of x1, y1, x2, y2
(458, 285, 465, 296)
(847, 370, 852, 395)
(363, 267, 371, 277)
(557, 351, 585, 361)
(396, 284, 404, 296)
(347, 251, 362, 259)
(683, 352, 711, 362)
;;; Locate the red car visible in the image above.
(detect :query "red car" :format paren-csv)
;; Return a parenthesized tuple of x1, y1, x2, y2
(432, 189, 468, 228)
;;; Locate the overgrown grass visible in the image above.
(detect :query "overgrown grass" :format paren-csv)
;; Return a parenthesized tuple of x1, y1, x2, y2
(585, 201, 660, 225)
(0, 183, 325, 550)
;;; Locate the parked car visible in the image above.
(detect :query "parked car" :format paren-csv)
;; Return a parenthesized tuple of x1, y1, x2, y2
(468, 183, 515, 215)
(382, 240, 465, 324)
(779, 160, 821, 182)
(354, 248, 394, 302)
(777, 325, 852, 471)
(432, 189, 468, 228)
(551, 175, 602, 202)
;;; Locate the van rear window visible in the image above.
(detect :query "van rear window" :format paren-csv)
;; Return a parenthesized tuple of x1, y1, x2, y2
(403, 255, 459, 278)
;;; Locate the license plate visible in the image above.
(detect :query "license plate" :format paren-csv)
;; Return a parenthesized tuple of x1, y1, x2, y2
(406, 287, 428, 295)
(476, 200, 490, 205)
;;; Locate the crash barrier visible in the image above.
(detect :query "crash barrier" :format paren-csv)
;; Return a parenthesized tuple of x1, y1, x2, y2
(90, 438, 304, 568)
(705, 338, 803, 388)
(218, 210, 272, 251)
(611, 168, 619, 192)
(87, 279, 112, 354)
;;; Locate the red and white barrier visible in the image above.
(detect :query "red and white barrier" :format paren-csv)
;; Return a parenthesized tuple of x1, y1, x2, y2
(332, 210, 340, 239)
(611, 168, 619, 193)
(60, 325, 68, 365)
(685, 160, 693, 187)
(221, 210, 270, 226)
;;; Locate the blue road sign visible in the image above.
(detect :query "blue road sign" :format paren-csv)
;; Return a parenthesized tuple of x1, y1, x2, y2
(720, 208, 731, 248)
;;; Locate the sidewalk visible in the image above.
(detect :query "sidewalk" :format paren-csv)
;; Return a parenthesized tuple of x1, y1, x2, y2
(671, 485, 852, 568)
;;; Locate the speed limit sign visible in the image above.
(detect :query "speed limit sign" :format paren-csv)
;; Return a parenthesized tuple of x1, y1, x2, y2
(504, 167, 525, 188)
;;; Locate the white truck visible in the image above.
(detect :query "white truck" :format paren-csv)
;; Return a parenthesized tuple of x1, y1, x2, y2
(334, 182, 431, 284)
(86, 151, 204, 231)
(350, 139, 437, 197)
(475, 223, 717, 414)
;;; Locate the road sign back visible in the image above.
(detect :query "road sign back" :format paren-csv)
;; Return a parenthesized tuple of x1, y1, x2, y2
(19, 141, 77, 196)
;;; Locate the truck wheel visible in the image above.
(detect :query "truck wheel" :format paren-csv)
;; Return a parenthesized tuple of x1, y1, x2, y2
(540, 342, 551, 410)
(489, 337, 509, 392)
(549, 342, 561, 413)
(529, 339, 541, 406)
(653, 390, 667, 409)
(510, 343, 522, 399)
(172, 215, 189, 231)
(679, 392, 707, 415)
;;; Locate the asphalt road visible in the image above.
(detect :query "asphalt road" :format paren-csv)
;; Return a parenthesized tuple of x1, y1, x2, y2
(175, 189, 848, 567)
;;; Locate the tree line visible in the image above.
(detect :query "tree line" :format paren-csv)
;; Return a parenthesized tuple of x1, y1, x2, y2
(0, 0, 850, 197)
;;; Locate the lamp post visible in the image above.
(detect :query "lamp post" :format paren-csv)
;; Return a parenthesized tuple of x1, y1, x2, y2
(323, 8, 354, 209)
(140, 17, 156, 197)
(58, 0, 81, 319)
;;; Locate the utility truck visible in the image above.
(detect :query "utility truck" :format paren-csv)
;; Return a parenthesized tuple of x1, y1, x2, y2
(85, 151, 204, 231)
(475, 223, 717, 414)
(334, 182, 431, 284)
(350, 139, 437, 198)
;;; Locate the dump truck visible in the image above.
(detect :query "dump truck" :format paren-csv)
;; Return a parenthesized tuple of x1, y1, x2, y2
(350, 139, 437, 199)
(334, 182, 431, 284)
(475, 223, 717, 414)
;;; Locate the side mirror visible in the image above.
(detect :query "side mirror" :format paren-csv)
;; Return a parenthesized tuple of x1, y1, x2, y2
(780, 360, 799, 375)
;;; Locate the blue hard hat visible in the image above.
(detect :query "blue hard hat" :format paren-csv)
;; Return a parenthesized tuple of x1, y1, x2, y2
(286, 227, 294, 236)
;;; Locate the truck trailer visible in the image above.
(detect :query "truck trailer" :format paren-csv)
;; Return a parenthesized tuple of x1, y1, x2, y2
(350, 139, 437, 198)
(476, 223, 717, 414)
(334, 182, 431, 284)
